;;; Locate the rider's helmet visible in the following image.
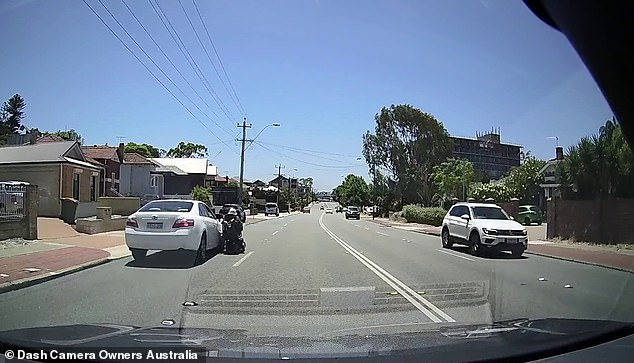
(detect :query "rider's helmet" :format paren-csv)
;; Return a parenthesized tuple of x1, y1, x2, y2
(226, 208, 237, 219)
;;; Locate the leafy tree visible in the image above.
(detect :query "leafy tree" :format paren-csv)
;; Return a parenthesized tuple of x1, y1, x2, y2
(332, 174, 370, 207)
(124, 142, 160, 158)
(362, 104, 453, 205)
(558, 118, 634, 199)
(191, 185, 212, 204)
(42, 129, 84, 143)
(503, 156, 546, 203)
(166, 142, 208, 158)
(431, 158, 475, 204)
(0, 94, 25, 144)
(468, 182, 514, 202)
(369, 171, 398, 217)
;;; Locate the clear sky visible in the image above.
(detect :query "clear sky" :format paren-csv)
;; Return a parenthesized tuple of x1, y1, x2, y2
(1, 0, 613, 191)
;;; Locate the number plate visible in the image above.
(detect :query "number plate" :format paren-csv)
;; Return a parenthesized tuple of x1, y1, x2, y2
(147, 222, 163, 229)
(505, 238, 517, 244)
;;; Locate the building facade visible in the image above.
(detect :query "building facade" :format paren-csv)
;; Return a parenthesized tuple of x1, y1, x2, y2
(451, 130, 522, 180)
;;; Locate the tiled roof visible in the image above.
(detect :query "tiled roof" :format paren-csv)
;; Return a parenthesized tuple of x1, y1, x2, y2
(35, 135, 66, 143)
(82, 146, 118, 160)
(124, 152, 152, 164)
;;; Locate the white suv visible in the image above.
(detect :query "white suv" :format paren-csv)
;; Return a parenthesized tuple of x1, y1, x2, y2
(441, 203, 528, 257)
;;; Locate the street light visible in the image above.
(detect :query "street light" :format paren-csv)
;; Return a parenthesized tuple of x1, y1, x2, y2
(246, 123, 281, 151)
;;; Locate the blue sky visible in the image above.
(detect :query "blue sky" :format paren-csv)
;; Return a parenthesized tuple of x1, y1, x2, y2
(1, 0, 613, 191)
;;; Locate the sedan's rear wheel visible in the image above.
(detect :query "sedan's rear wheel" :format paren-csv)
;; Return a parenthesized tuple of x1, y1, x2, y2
(441, 228, 453, 248)
(195, 233, 207, 265)
(130, 248, 147, 260)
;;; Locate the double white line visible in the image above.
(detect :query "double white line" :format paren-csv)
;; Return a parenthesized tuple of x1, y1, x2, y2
(319, 214, 455, 323)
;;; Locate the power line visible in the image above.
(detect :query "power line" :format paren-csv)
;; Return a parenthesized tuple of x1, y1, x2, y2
(149, 0, 235, 124)
(255, 141, 360, 164)
(256, 140, 362, 158)
(178, 0, 244, 118)
(120, 0, 234, 138)
(254, 141, 363, 169)
(82, 0, 236, 153)
(192, 0, 247, 116)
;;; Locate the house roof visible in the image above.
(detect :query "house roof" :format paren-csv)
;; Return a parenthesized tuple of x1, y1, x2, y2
(124, 152, 153, 164)
(206, 164, 218, 176)
(34, 135, 66, 143)
(539, 159, 560, 174)
(0, 141, 79, 164)
(149, 158, 208, 174)
(82, 146, 119, 161)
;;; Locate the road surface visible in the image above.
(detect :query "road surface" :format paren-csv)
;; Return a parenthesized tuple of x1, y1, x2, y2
(1, 203, 632, 338)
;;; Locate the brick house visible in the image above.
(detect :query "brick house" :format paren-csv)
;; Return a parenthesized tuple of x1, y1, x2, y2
(0, 141, 104, 217)
(82, 143, 125, 196)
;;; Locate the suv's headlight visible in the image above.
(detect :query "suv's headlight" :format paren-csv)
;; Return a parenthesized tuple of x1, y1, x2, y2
(522, 230, 528, 236)
(482, 228, 498, 235)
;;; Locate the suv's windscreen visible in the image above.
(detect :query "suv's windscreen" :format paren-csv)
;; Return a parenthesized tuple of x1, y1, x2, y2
(138, 201, 193, 212)
(471, 207, 509, 220)
(347, 207, 359, 212)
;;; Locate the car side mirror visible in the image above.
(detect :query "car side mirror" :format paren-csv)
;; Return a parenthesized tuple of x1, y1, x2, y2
(460, 214, 470, 220)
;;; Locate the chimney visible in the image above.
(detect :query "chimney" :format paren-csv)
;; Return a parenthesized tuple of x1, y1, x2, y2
(117, 142, 125, 162)
(555, 146, 564, 160)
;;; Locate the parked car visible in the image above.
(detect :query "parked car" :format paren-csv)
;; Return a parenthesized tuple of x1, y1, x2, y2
(303, 206, 311, 213)
(518, 205, 543, 225)
(219, 203, 246, 222)
(265, 202, 280, 216)
(441, 203, 528, 257)
(345, 206, 360, 220)
(335, 206, 343, 213)
(325, 207, 334, 214)
(125, 200, 222, 263)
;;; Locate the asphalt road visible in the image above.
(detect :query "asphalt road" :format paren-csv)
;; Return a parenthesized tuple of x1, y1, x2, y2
(0, 203, 632, 338)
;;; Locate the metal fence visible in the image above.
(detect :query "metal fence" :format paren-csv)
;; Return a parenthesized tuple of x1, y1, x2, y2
(0, 184, 26, 221)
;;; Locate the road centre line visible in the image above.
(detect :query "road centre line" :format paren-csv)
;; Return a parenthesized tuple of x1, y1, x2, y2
(232, 251, 254, 267)
(438, 249, 475, 261)
(318, 214, 454, 323)
(272, 230, 279, 236)
(284, 223, 288, 227)
(376, 231, 389, 236)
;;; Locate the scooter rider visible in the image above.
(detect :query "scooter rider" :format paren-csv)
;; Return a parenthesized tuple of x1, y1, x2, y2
(222, 208, 245, 254)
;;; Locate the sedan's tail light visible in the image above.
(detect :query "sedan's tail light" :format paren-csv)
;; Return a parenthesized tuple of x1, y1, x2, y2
(172, 218, 195, 228)
(126, 218, 138, 228)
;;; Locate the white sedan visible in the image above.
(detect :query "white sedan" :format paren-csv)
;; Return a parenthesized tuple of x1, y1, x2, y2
(125, 200, 222, 263)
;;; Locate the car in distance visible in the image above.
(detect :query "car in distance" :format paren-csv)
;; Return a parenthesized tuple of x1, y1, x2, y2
(325, 207, 334, 214)
(303, 206, 311, 213)
(441, 203, 527, 257)
(125, 200, 222, 264)
(265, 202, 280, 216)
(320, 205, 324, 210)
(345, 206, 360, 220)
(219, 203, 246, 222)
(518, 205, 543, 225)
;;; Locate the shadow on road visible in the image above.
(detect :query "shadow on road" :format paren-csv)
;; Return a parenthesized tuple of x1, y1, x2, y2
(125, 248, 222, 269)
(451, 246, 528, 260)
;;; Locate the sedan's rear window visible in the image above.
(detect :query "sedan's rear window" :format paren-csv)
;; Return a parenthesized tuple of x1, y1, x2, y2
(139, 201, 193, 212)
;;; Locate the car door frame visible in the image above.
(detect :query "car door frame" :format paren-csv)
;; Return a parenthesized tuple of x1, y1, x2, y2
(202, 203, 221, 247)
(446, 205, 462, 238)
(453, 205, 472, 241)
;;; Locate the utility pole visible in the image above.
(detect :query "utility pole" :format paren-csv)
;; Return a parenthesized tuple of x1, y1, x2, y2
(274, 164, 285, 206)
(237, 117, 252, 206)
(372, 163, 376, 220)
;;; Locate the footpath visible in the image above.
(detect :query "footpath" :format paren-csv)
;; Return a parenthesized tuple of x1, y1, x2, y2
(0, 214, 291, 293)
(370, 217, 634, 273)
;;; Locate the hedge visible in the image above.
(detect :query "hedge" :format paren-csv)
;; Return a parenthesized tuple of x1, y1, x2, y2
(401, 205, 447, 226)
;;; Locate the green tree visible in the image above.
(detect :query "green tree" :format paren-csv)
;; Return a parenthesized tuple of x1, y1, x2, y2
(468, 182, 514, 202)
(333, 174, 370, 206)
(362, 104, 453, 205)
(124, 142, 160, 158)
(369, 171, 398, 217)
(190, 185, 212, 204)
(166, 142, 208, 158)
(0, 94, 26, 144)
(431, 158, 475, 205)
(503, 155, 546, 203)
(42, 129, 84, 143)
(558, 118, 634, 199)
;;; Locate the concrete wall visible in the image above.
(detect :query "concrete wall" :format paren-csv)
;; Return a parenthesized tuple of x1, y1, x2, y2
(98, 197, 140, 215)
(76, 201, 99, 218)
(547, 198, 634, 244)
(0, 163, 60, 216)
(75, 207, 127, 234)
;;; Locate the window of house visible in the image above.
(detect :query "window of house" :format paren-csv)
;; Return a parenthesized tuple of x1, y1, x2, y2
(72, 173, 80, 200)
(150, 175, 158, 187)
(90, 175, 97, 201)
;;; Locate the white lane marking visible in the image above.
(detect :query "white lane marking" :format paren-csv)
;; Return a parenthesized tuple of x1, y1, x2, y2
(319, 214, 454, 323)
(232, 251, 254, 267)
(438, 249, 475, 262)
(291, 219, 296, 222)
(272, 230, 279, 236)
(376, 231, 389, 236)
(364, 227, 369, 230)
(284, 223, 288, 227)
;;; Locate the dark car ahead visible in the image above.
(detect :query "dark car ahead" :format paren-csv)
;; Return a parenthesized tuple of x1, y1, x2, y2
(345, 206, 360, 220)
(219, 204, 246, 222)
